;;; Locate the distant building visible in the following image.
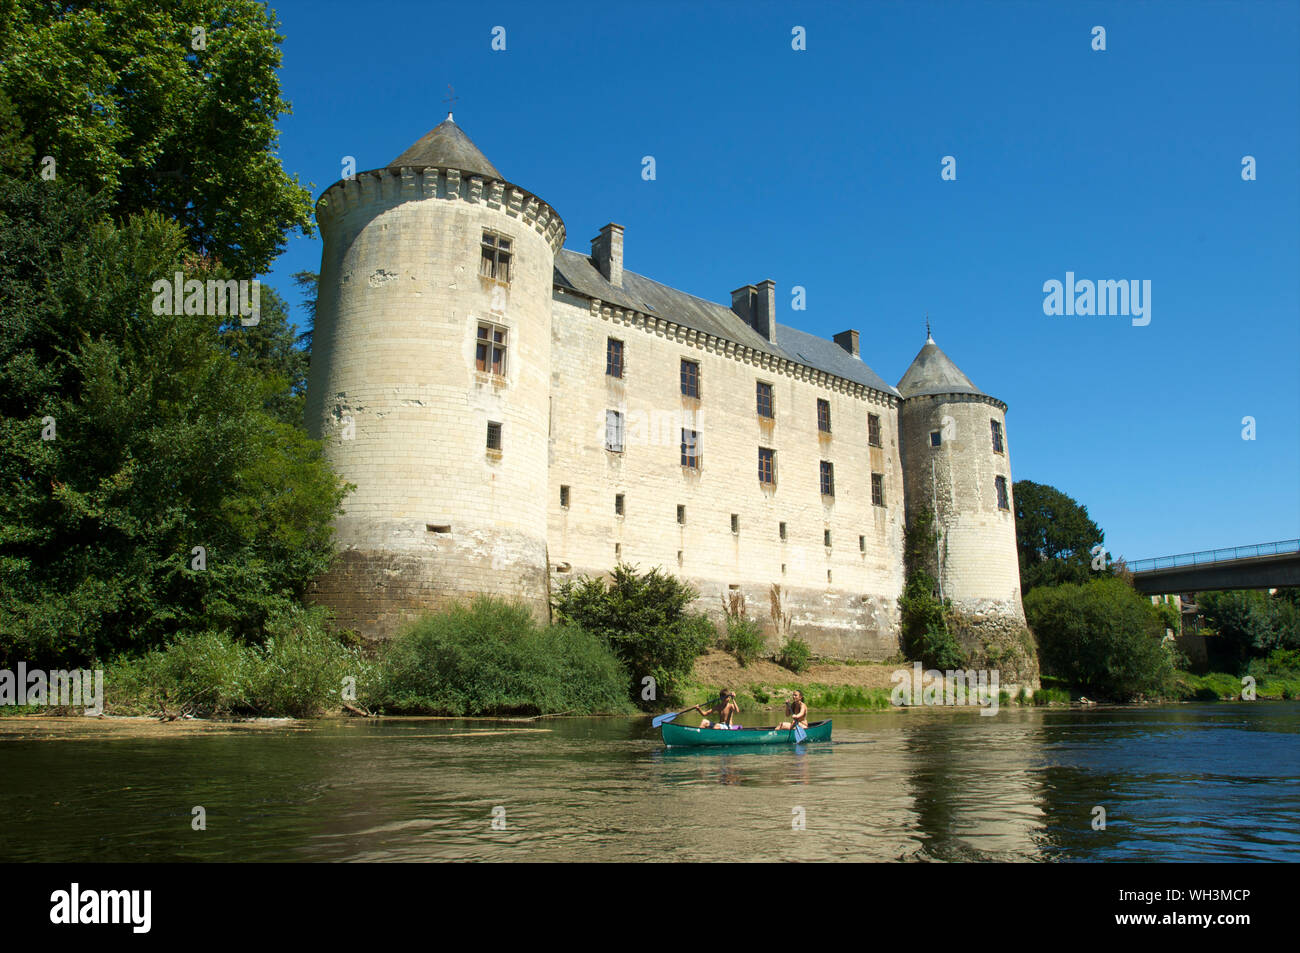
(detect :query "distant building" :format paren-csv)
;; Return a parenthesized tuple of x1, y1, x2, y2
(304, 117, 1035, 680)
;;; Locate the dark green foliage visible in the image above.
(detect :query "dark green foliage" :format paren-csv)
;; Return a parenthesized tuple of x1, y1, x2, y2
(376, 597, 632, 716)
(899, 507, 965, 669)
(0, 175, 348, 667)
(0, 0, 313, 275)
(1024, 577, 1177, 700)
(217, 286, 309, 428)
(552, 564, 713, 708)
(106, 605, 369, 718)
(776, 635, 812, 673)
(1199, 589, 1300, 670)
(1013, 480, 1107, 594)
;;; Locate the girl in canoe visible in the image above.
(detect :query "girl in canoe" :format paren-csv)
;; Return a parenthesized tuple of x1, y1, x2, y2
(775, 690, 808, 732)
(696, 690, 740, 729)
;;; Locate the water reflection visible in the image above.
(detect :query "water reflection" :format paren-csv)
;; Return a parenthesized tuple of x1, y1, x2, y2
(0, 704, 1296, 861)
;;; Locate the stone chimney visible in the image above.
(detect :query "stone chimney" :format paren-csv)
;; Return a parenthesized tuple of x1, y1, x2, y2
(754, 279, 777, 344)
(591, 223, 624, 288)
(732, 281, 777, 344)
(731, 284, 757, 325)
(833, 329, 860, 358)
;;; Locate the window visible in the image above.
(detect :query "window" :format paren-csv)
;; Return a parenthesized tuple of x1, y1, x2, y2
(615, 543, 622, 559)
(930, 431, 942, 448)
(871, 473, 884, 507)
(677, 504, 685, 524)
(681, 428, 700, 468)
(827, 570, 833, 583)
(560, 485, 570, 508)
(615, 493, 625, 516)
(476, 322, 507, 375)
(779, 521, 787, 541)
(758, 447, 775, 485)
(820, 460, 834, 497)
(730, 514, 739, 535)
(868, 413, 882, 448)
(859, 535, 866, 553)
(486, 421, 502, 451)
(756, 381, 774, 418)
(607, 338, 624, 378)
(995, 475, 1009, 510)
(605, 410, 624, 452)
(817, 398, 831, 433)
(480, 231, 512, 281)
(680, 359, 700, 398)
(824, 529, 832, 548)
(991, 419, 1004, 453)
(816, 460, 837, 499)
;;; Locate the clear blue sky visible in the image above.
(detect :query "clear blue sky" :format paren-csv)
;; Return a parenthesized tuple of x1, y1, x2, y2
(261, 0, 1300, 562)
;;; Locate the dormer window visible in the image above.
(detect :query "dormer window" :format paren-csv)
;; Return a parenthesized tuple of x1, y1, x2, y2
(480, 231, 512, 282)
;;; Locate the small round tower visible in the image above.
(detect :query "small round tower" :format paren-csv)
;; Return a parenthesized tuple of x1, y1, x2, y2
(897, 331, 1037, 684)
(306, 116, 565, 638)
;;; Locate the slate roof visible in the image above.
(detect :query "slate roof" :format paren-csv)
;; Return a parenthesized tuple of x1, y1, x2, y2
(387, 117, 503, 179)
(554, 248, 899, 398)
(896, 337, 987, 399)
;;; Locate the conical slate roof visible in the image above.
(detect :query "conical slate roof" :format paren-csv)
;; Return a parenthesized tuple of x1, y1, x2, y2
(386, 116, 503, 179)
(896, 334, 987, 399)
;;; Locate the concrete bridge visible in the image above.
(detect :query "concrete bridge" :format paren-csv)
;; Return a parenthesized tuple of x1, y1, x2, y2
(1128, 539, 1300, 595)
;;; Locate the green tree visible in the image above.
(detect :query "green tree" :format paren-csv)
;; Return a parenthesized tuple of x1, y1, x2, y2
(552, 564, 713, 708)
(1014, 480, 1107, 594)
(1199, 589, 1300, 670)
(1024, 577, 1176, 700)
(0, 0, 312, 275)
(0, 174, 347, 667)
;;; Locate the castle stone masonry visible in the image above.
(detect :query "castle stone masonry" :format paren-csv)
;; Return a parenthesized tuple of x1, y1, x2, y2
(305, 117, 1033, 675)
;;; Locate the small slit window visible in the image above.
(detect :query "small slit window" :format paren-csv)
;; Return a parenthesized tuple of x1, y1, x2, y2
(486, 421, 502, 451)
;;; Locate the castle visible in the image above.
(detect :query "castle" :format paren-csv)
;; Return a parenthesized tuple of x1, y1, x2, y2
(305, 116, 1037, 680)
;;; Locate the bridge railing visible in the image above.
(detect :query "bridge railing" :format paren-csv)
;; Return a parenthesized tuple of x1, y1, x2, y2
(1127, 539, 1300, 574)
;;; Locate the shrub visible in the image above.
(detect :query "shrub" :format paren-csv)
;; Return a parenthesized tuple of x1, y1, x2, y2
(377, 597, 632, 716)
(1032, 687, 1071, 705)
(105, 605, 365, 717)
(1025, 577, 1177, 701)
(553, 564, 712, 707)
(724, 617, 768, 667)
(899, 507, 967, 670)
(776, 635, 812, 673)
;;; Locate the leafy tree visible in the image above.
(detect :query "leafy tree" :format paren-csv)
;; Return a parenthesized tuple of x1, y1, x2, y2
(552, 564, 713, 708)
(217, 285, 308, 428)
(0, 0, 313, 275)
(1024, 577, 1176, 700)
(0, 173, 347, 667)
(1014, 480, 1106, 594)
(1198, 589, 1300, 670)
(290, 270, 318, 353)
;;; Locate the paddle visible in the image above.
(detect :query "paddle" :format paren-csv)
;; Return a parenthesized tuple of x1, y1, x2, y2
(653, 696, 722, 729)
(792, 723, 807, 743)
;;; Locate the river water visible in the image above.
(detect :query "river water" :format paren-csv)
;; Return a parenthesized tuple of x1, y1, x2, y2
(1, 703, 1296, 862)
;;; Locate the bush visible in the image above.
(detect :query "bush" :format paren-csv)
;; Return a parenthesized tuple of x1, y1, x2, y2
(775, 635, 812, 673)
(899, 508, 967, 670)
(553, 564, 712, 708)
(106, 605, 366, 717)
(1025, 577, 1177, 701)
(724, 617, 768, 667)
(1199, 589, 1300, 670)
(377, 597, 632, 716)
(1032, 687, 1071, 705)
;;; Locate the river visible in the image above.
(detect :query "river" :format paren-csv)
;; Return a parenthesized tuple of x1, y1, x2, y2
(1, 703, 1296, 862)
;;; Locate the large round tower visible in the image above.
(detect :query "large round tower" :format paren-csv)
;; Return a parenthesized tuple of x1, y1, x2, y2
(897, 332, 1038, 684)
(305, 116, 565, 638)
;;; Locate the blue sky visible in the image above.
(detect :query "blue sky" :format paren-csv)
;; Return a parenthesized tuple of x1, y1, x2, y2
(261, 0, 1300, 562)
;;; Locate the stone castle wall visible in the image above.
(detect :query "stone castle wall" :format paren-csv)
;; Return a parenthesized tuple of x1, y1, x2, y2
(546, 294, 905, 658)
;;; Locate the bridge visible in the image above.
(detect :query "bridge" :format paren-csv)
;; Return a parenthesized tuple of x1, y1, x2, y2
(1127, 539, 1300, 595)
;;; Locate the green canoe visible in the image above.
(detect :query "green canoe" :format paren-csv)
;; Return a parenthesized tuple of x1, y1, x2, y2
(660, 720, 832, 747)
